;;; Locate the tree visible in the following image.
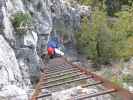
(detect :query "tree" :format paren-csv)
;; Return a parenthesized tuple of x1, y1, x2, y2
(76, 9, 113, 64)
(110, 7, 133, 60)
(75, 6, 133, 65)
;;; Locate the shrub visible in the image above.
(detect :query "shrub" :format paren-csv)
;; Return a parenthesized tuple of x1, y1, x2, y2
(75, 7, 133, 64)
(11, 12, 32, 34)
(75, 9, 112, 64)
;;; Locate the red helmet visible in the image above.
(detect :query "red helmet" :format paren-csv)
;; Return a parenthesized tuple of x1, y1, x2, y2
(47, 47, 54, 56)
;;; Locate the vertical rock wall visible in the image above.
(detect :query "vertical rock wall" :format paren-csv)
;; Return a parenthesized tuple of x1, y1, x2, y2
(0, 0, 91, 99)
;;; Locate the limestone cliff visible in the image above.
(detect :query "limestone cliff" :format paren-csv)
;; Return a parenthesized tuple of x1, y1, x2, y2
(0, 0, 91, 99)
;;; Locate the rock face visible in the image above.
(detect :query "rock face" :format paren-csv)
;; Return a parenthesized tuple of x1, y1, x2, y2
(0, 0, 91, 99)
(0, 35, 29, 99)
(0, 35, 22, 88)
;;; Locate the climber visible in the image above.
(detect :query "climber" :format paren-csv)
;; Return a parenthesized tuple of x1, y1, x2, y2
(47, 37, 64, 58)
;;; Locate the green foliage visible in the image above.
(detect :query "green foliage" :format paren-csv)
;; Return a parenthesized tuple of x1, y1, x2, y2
(11, 12, 32, 32)
(78, 0, 94, 5)
(11, 12, 32, 36)
(76, 9, 113, 64)
(75, 6, 133, 64)
(110, 8, 133, 60)
(78, 0, 106, 7)
(111, 74, 133, 86)
(77, 0, 133, 16)
(102, 68, 133, 88)
(122, 74, 133, 83)
(105, 0, 133, 16)
(111, 76, 123, 86)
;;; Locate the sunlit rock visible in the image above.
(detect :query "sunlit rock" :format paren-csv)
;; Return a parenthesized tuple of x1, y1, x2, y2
(52, 86, 111, 100)
(0, 85, 28, 100)
(0, 35, 22, 86)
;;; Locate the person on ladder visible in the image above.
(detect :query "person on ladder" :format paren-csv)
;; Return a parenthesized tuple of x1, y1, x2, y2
(47, 37, 64, 58)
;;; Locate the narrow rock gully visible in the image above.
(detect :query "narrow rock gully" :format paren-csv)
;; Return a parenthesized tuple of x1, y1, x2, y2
(31, 57, 133, 100)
